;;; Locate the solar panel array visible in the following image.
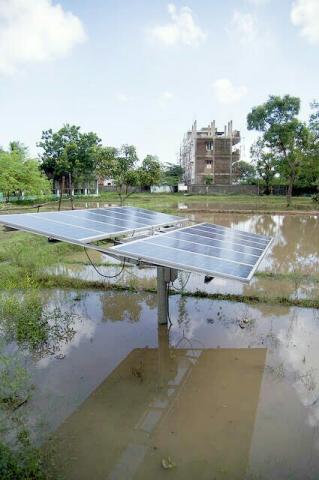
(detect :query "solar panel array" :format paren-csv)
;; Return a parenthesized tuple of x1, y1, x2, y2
(111, 222, 273, 282)
(0, 207, 184, 244)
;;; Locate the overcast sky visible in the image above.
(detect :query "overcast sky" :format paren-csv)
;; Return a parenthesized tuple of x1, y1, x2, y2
(0, 0, 318, 163)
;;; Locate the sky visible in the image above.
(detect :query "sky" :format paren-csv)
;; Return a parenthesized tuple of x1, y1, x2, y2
(0, 0, 319, 164)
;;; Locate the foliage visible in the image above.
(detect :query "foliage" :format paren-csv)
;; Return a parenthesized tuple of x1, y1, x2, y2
(0, 344, 32, 409)
(0, 291, 76, 357)
(235, 160, 256, 184)
(38, 124, 101, 198)
(138, 155, 161, 188)
(0, 440, 47, 480)
(250, 138, 278, 194)
(0, 146, 51, 202)
(204, 175, 213, 185)
(94, 146, 117, 184)
(162, 163, 184, 186)
(247, 95, 310, 206)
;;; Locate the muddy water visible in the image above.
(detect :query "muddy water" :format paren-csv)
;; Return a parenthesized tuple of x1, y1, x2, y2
(2, 212, 319, 479)
(54, 213, 319, 301)
(14, 289, 318, 480)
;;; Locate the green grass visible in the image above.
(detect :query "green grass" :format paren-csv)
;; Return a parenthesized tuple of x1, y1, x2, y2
(1, 191, 318, 214)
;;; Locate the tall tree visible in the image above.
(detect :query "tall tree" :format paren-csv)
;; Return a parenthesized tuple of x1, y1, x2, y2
(235, 160, 256, 184)
(251, 138, 278, 194)
(306, 100, 319, 193)
(247, 95, 309, 206)
(0, 146, 50, 202)
(38, 124, 101, 208)
(110, 145, 139, 205)
(139, 155, 161, 189)
(162, 163, 184, 186)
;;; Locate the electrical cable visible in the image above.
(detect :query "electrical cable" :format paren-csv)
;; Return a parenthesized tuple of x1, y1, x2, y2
(167, 283, 172, 326)
(84, 248, 126, 279)
(170, 272, 191, 292)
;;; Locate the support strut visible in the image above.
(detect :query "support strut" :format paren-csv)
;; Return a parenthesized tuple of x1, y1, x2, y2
(157, 266, 178, 325)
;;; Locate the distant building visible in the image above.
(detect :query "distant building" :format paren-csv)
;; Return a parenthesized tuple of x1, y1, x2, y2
(180, 120, 241, 185)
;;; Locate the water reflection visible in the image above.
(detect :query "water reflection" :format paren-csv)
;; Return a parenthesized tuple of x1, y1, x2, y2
(53, 326, 266, 480)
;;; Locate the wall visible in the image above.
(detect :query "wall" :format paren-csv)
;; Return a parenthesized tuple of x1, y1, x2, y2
(189, 184, 258, 195)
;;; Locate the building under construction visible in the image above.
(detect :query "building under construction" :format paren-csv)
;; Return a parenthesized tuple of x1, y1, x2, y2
(181, 120, 240, 185)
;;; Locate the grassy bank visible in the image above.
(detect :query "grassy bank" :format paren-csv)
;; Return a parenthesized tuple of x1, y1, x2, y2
(0, 192, 318, 214)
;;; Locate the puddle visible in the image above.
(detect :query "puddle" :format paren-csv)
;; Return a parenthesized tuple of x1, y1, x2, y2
(1, 211, 319, 478)
(1, 288, 317, 479)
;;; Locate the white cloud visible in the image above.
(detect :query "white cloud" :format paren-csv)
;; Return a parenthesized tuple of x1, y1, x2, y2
(160, 91, 174, 101)
(149, 3, 206, 47)
(0, 0, 86, 75)
(115, 93, 129, 103)
(245, 0, 269, 5)
(231, 10, 257, 43)
(212, 79, 248, 104)
(291, 0, 319, 45)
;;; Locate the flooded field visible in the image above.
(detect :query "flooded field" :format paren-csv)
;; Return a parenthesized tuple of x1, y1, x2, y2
(53, 212, 319, 303)
(1, 211, 318, 479)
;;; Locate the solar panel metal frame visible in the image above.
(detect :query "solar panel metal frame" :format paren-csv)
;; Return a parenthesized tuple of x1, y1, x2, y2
(110, 223, 273, 283)
(0, 207, 187, 245)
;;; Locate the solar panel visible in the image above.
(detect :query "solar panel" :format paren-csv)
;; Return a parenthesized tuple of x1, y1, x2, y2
(110, 223, 273, 282)
(0, 207, 185, 244)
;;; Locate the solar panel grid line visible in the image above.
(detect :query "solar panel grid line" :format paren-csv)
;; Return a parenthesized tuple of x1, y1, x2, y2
(0, 207, 187, 244)
(111, 242, 253, 282)
(61, 210, 154, 230)
(194, 225, 270, 247)
(85, 209, 164, 226)
(33, 213, 122, 235)
(38, 211, 151, 234)
(110, 222, 273, 282)
(187, 227, 266, 251)
(154, 233, 260, 264)
(167, 230, 260, 258)
(169, 230, 264, 257)
(138, 238, 257, 268)
(0, 215, 104, 243)
(90, 207, 181, 222)
(54, 211, 151, 230)
(200, 222, 271, 242)
(197, 224, 270, 246)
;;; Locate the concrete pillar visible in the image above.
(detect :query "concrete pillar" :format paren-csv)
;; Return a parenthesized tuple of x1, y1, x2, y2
(157, 267, 169, 325)
(157, 267, 178, 325)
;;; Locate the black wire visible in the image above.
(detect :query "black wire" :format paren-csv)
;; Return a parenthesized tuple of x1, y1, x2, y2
(84, 248, 126, 278)
(170, 272, 191, 292)
(167, 283, 172, 326)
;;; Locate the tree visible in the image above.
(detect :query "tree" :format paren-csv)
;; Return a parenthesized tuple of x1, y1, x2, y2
(247, 95, 310, 206)
(0, 146, 51, 202)
(139, 155, 161, 189)
(109, 145, 140, 205)
(94, 146, 117, 182)
(251, 138, 278, 194)
(304, 100, 319, 192)
(38, 124, 101, 208)
(235, 160, 256, 184)
(162, 163, 184, 186)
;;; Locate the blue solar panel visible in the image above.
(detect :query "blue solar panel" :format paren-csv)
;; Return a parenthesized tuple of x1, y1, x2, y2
(111, 223, 273, 282)
(0, 207, 185, 243)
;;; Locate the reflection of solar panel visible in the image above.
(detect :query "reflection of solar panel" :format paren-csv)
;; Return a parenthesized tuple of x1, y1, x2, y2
(0, 207, 184, 243)
(111, 223, 273, 282)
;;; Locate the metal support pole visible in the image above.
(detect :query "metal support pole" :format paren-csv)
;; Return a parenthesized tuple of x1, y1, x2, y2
(157, 266, 178, 326)
(157, 266, 169, 325)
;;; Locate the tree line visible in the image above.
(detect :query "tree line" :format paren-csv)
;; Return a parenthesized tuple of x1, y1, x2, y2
(239, 95, 319, 206)
(0, 94, 318, 206)
(0, 125, 183, 205)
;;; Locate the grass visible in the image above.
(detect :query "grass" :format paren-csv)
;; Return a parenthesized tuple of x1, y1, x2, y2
(1, 191, 318, 214)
